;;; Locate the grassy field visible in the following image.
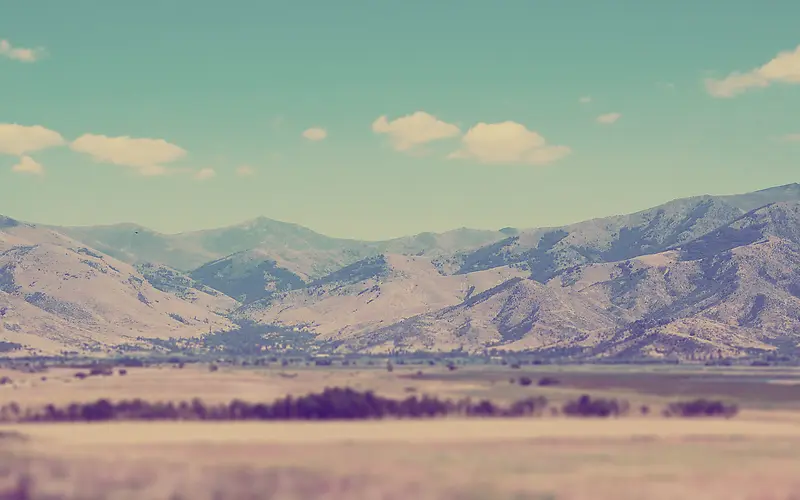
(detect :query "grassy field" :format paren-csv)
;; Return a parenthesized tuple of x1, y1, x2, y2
(2, 363, 800, 499)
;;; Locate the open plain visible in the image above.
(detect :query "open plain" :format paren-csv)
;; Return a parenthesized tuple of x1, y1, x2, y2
(1, 363, 800, 499)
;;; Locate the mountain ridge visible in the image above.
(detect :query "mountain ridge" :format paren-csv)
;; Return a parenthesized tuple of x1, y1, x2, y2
(2, 182, 799, 359)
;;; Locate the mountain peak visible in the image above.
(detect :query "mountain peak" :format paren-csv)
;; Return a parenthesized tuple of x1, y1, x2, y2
(0, 216, 21, 229)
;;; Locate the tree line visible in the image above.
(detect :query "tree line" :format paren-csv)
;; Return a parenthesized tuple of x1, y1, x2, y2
(0, 387, 737, 423)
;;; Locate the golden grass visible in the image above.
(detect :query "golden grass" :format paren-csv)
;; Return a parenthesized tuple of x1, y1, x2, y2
(2, 364, 800, 498)
(3, 422, 800, 499)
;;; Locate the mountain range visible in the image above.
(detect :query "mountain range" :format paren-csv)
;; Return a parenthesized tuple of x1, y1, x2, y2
(1, 182, 799, 360)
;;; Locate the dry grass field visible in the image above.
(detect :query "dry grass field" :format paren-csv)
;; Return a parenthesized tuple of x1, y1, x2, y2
(2, 363, 800, 499)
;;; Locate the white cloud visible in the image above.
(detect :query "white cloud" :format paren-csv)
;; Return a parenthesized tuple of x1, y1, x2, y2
(447, 121, 571, 166)
(579, 96, 592, 103)
(11, 156, 44, 176)
(596, 112, 622, 124)
(70, 134, 187, 176)
(372, 111, 460, 151)
(235, 165, 256, 176)
(705, 45, 800, 98)
(778, 133, 800, 142)
(0, 124, 65, 156)
(0, 39, 43, 62)
(194, 168, 215, 180)
(302, 127, 327, 141)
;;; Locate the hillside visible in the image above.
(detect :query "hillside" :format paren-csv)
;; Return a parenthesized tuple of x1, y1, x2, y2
(0, 220, 235, 354)
(2, 184, 800, 359)
(352, 202, 800, 358)
(236, 253, 527, 342)
(452, 184, 800, 281)
(52, 218, 508, 275)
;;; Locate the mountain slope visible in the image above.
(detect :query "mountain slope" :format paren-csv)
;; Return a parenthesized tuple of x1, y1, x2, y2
(453, 184, 800, 281)
(135, 262, 239, 314)
(0, 243, 234, 354)
(341, 201, 800, 357)
(348, 275, 618, 354)
(235, 253, 528, 341)
(53, 217, 509, 275)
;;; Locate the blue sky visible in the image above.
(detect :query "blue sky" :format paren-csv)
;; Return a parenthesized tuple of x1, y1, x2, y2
(1, 1, 798, 239)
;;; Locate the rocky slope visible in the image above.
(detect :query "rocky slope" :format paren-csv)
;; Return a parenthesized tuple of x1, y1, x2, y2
(451, 184, 800, 282)
(0, 219, 234, 354)
(352, 202, 800, 358)
(235, 253, 527, 342)
(3, 184, 800, 359)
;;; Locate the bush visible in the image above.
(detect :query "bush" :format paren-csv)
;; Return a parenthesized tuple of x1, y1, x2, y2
(208, 364, 219, 372)
(664, 399, 738, 418)
(118, 369, 127, 376)
(89, 366, 114, 376)
(518, 376, 533, 386)
(562, 395, 629, 418)
(537, 377, 560, 386)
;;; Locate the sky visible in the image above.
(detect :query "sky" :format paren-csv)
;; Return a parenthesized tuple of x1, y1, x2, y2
(1, 1, 799, 240)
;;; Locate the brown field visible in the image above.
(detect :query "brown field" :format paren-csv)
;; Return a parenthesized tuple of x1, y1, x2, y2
(2, 363, 800, 499)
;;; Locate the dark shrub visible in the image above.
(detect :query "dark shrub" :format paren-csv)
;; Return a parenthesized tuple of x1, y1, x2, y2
(314, 358, 332, 366)
(118, 369, 127, 376)
(510, 363, 521, 369)
(537, 377, 560, 386)
(562, 395, 629, 418)
(386, 361, 394, 372)
(518, 376, 533, 386)
(664, 399, 738, 418)
(446, 363, 457, 371)
(0, 376, 11, 385)
(74, 372, 88, 379)
(208, 364, 219, 372)
(89, 366, 113, 376)
(640, 405, 650, 416)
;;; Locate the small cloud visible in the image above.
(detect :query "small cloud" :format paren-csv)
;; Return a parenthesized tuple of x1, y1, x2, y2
(70, 134, 187, 176)
(0, 39, 43, 62)
(194, 168, 215, 180)
(235, 165, 256, 176)
(596, 112, 622, 124)
(579, 96, 592, 103)
(11, 156, 44, 176)
(705, 45, 800, 98)
(0, 123, 65, 156)
(372, 111, 460, 152)
(657, 82, 676, 90)
(777, 133, 800, 142)
(447, 121, 571, 166)
(302, 127, 327, 141)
